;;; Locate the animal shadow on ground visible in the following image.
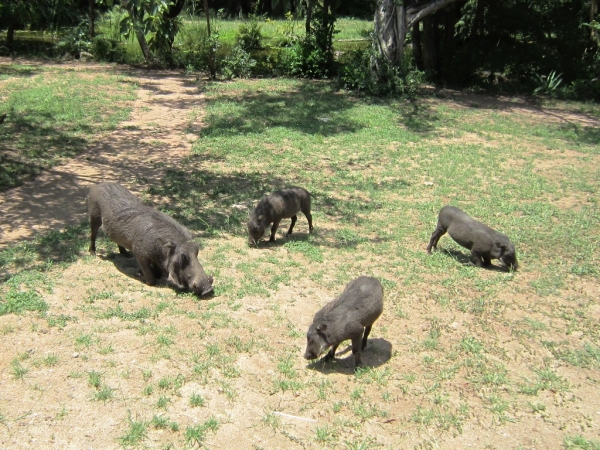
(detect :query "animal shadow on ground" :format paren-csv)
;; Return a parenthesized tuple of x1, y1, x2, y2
(99, 252, 215, 297)
(440, 248, 509, 272)
(307, 338, 392, 374)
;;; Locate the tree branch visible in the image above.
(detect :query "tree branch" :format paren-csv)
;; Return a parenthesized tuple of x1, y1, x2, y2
(407, 0, 460, 28)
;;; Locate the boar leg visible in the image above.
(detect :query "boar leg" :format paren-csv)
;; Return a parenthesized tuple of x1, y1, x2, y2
(426, 225, 446, 254)
(269, 220, 281, 242)
(149, 262, 162, 279)
(482, 256, 492, 266)
(306, 212, 314, 232)
(89, 216, 102, 255)
(361, 325, 373, 350)
(118, 246, 132, 257)
(323, 343, 339, 361)
(137, 258, 157, 286)
(351, 335, 364, 369)
(470, 250, 485, 267)
(286, 215, 297, 235)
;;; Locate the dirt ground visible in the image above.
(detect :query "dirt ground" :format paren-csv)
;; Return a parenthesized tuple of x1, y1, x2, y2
(1, 59, 599, 450)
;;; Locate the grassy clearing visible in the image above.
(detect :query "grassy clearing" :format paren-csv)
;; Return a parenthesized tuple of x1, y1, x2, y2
(0, 64, 136, 191)
(1, 73, 599, 448)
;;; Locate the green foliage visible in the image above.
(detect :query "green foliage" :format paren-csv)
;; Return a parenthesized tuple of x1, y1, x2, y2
(91, 35, 126, 63)
(276, 3, 337, 78)
(533, 70, 563, 96)
(339, 47, 424, 98)
(118, 0, 182, 59)
(172, 19, 211, 70)
(54, 21, 92, 57)
(235, 15, 263, 52)
(221, 45, 257, 80)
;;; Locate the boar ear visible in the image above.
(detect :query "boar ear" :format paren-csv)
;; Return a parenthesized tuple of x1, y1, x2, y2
(176, 251, 190, 266)
(496, 243, 506, 257)
(163, 242, 176, 256)
(316, 323, 327, 333)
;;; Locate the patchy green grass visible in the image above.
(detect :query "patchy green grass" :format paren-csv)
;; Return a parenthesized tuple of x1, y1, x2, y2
(0, 73, 599, 448)
(0, 65, 135, 191)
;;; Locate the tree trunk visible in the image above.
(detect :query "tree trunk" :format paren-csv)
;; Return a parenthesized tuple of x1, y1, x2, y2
(89, 0, 95, 38)
(122, 0, 152, 64)
(421, 15, 436, 73)
(204, 0, 216, 79)
(592, 0, 599, 43)
(372, 0, 461, 76)
(411, 21, 422, 70)
(6, 21, 15, 48)
(306, 0, 314, 34)
(373, 0, 406, 70)
(470, 0, 485, 40)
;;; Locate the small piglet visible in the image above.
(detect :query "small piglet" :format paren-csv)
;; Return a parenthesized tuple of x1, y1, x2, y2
(304, 276, 383, 369)
(247, 187, 313, 245)
(88, 182, 214, 296)
(427, 205, 518, 270)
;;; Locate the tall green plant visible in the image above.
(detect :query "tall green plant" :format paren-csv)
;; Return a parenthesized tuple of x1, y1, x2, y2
(117, 0, 183, 63)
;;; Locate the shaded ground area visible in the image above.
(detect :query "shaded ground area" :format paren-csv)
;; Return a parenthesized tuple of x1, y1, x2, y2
(0, 59, 205, 247)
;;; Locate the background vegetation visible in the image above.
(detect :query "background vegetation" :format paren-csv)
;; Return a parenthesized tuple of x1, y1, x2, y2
(0, 0, 598, 99)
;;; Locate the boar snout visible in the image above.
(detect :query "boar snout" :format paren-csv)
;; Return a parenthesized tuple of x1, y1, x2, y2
(304, 351, 317, 360)
(191, 275, 214, 296)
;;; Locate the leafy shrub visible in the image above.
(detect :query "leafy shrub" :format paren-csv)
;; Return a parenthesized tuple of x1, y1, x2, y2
(277, 34, 333, 78)
(91, 36, 126, 63)
(221, 45, 257, 79)
(172, 19, 211, 71)
(338, 47, 424, 98)
(533, 70, 563, 96)
(559, 79, 600, 102)
(235, 15, 263, 52)
(54, 21, 91, 57)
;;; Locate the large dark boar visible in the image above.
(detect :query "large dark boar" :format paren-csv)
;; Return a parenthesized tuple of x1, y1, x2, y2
(88, 182, 214, 296)
(304, 276, 383, 369)
(247, 187, 313, 245)
(426, 205, 518, 270)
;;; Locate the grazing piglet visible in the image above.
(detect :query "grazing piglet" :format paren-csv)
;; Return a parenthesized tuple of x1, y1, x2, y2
(304, 276, 383, 369)
(426, 205, 518, 270)
(247, 187, 313, 245)
(88, 182, 214, 296)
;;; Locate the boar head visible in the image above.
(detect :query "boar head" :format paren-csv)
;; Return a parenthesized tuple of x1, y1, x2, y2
(247, 216, 266, 245)
(304, 323, 331, 360)
(165, 241, 214, 296)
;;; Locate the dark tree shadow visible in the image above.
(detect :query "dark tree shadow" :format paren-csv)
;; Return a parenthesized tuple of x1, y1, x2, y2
(200, 80, 364, 138)
(307, 338, 392, 374)
(0, 110, 88, 191)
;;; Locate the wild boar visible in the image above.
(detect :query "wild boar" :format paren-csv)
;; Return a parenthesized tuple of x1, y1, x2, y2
(247, 187, 313, 245)
(88, 182, 214, 295)
(304, 276, 383, 369)
(426, 205, 518, 270)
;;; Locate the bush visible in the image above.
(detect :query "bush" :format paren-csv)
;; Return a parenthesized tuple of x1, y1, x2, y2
(54, 21, 91, 57)
(91, 36, 126, 63)
(277, 34, 333, 78)
(338, 47, 424, 98)
(559, 79, 600, 102)
(172, 19, 212, 71)
(221, 45, 257, 79)
(235, 16, 263, 52)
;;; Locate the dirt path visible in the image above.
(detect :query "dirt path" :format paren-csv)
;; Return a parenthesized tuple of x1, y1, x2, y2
(0, 63, 204, 248)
